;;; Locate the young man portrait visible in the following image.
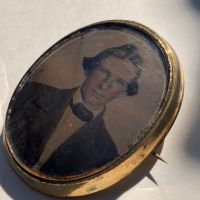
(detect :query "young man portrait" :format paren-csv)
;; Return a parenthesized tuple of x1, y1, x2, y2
(9, 43, 142, 176)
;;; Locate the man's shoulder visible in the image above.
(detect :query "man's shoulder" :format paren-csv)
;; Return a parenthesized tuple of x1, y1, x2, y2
(22, 81, 75, 93)
(12, 81, 78, 113)
(17, 81, 78, 100)
(23, 82, 77, 111)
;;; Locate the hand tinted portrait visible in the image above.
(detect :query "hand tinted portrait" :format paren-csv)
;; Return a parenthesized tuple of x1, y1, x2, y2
(7, 23, 168, 178)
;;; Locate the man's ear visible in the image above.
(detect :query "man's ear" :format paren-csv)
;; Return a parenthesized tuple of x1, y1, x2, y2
(127, 81, 139, 96)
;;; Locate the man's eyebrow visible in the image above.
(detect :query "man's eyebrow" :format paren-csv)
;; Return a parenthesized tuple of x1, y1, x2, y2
(116, 78, 127, 85)
(99, 67, 110, 75)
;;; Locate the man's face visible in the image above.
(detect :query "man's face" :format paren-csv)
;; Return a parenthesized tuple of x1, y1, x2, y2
(81, 56, 138, 107)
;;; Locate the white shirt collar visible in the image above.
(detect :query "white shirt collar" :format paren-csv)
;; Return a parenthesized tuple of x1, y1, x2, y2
(72, 87, 104, 118)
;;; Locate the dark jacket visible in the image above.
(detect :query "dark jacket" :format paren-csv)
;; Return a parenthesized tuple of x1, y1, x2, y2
(9, 82, 118, 176)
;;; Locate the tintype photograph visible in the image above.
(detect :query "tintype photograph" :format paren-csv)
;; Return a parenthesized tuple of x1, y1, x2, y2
(7, 24, 168, 177)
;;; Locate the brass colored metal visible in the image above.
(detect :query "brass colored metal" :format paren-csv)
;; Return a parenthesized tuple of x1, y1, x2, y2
(3, 20, 184, 197)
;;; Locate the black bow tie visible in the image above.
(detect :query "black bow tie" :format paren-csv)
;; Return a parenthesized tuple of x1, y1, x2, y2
(70, 102, 94, 122)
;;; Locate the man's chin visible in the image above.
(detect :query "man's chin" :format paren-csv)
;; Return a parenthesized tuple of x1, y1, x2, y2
(84, 98, 105, 107)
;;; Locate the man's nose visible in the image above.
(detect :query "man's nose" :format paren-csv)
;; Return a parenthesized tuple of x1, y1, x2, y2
(98, 78, 112, 91)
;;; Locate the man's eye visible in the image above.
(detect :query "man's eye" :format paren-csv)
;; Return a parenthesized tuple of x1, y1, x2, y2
(98, 68, 108, 74)
(116, 78, 127, 87)
(97, 69, 109, 77)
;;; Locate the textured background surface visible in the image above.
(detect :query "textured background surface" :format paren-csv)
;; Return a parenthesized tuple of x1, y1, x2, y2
(0, 0, 200, 199)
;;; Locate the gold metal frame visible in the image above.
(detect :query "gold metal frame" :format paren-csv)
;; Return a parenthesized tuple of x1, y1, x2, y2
(3, 20, 184, 197)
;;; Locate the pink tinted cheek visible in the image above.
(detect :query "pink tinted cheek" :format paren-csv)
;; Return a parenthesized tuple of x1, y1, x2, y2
(107, 84, 125, 100)
(88, 71, 105, 87)
(112, 82, 125, 93)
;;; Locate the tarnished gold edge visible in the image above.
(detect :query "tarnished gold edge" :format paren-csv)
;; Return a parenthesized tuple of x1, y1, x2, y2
(4, 19, 174, 182)
(3, 20, 184, 197)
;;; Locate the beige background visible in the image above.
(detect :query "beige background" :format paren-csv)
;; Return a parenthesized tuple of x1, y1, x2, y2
(30, 29, 166, 154)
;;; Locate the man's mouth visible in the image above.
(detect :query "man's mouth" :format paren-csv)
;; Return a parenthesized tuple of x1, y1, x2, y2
(91, 89, 105, 99)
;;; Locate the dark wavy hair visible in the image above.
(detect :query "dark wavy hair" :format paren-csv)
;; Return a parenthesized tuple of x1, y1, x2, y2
(82, 44, 142, 96)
